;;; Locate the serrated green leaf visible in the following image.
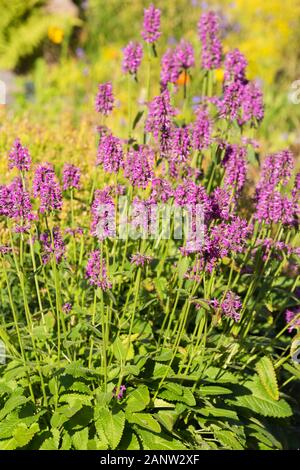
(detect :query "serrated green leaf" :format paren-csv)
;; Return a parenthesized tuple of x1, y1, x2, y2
(98, 407, 125, 450)
(126, 385, 150, 413)
(214, 430, 244, 450)
(138, 429, 186, 450)
(256, 357, 279, 401)
(127, 412, 161, 433)
(72, 427, 89, 450)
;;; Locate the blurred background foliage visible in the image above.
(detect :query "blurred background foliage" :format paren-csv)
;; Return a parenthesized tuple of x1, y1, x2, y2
(0, 0, 300, 178)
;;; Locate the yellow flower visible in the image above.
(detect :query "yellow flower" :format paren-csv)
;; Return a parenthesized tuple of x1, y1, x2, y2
(48, 26, 64, 45)
(215, 68, 224, 82)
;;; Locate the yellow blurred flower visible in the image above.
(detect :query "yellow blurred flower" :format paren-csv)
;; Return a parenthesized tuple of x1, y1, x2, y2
(215, 68, 224, 82)
(48, 26, 64, 45)
(103, 46, 120, 60)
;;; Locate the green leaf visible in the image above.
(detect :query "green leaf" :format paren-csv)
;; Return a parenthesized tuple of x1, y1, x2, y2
(138, 429, 186, 450)
(159, 384, 196, 406)
(156, 410, 179, 432)
(256, 357, 279, 401)
(132, 110, 144, 130)
(72, 427, 89, 450)
(111, 337, 127, 362)
(118, 427, 140, 450)
(214, 430, 244, 450)
(198, 386, 232, 396)
(126, 385, 150, 413)
(0, 392, 28, 421)
(13, 422, 39, 448)
(127, 412, 161, 433)
(98, 407, 125, 450)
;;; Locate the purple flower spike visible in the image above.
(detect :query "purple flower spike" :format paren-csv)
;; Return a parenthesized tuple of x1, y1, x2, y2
(95, 82, 114, 116)
(160, 48, 180, 88)
(8, 138, 31, 172)
(40, 226, 65, 264)
(198, 11, 222, 70)
(97, 132, 123, 174)
(86, 250, 112, 290)
(175, 39, 195, 70)
(131, 253, 153, 267)
(122, 41, 143, 75)
(124, 145, 154, 189)
(62, 164, 81, 190)
(33, 163, 63, 213)
(141, 4, 161, 44)
(220, 291, 242, 322)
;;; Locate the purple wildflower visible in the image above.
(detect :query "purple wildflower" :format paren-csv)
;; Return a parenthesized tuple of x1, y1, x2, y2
(218, 80, 244, 121)
(210, 187, 231, 220)
(33, 163, 63, 213)
(160, 48, 180, 88)
(122, 41, 143, 75)
(239, 80, 264, 125)
(97, 132, 123, 173)
(224, 49, 247, 83)
(257, 150, 294, 191)
(170, 126, 191, 163)
(175, 39, 195, 70)
(255, 187, 294, 225)
(131, 253, 153, 267)
(8, 138, 31, 172)
(113, 385, 126, 400)
(198, 11, 222, 70)
(62, 164, 81, 190)
(90, 188, 115, 240)
(150, 178, 173, 203)
(191, 105, 212, 151)
(124, 145, 154, 189)
(62, 302, 72, 313)
(145, 90, 176, 140)
(95, 82, 114, 116)
(285, 309, 300, 333)
(0, 177, 35, 222)
(86, 250, 112, 290)
(222, 144, 247, 192)
(141, 4, 161, 44)
(0, 246, 12, 255)
(40, 226, 65, 264)
(220, 291, 242, 322)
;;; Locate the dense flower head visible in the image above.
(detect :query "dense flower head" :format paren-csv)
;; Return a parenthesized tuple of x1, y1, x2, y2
(95, 82, 114, 115)
(40, 226, 65, 264)
(220, 291, 242, 322)
(210, 187, 231, 220)
(150, 178, 173, 203)
(141, 4, 161, 43)
(174, 180, 210, 210)
(122, 41, 143, 75)
(217, 80, 244, 121)
(62, 302, 72, 313)
(239, 80, 264, 125)
(170, 126, 191, 163)
(285, 309, 300, 333)
(145, 90, 176, 140)
(210, 217, 252, 254)
(97, 132, 123, 173)
(8, 138, 31, 172)
(222, 144, 247, 192)
(90, 188, 115, 240)
(131, 253, 153, 267)
(86, 250, 112, 290)
(175, 39, 195, 70)
(255, 187, 295, 225)
(62, 163, 81, 190)
(0, 177, 35, 222)
(124, 145, 154, 188)
(32, 163, 63, 213)
(191, 105, 212, 151)
(257, 150, 294, 191)
(198, 11, 222, 70)
(224, 49, 247, 83)
(160, 48, 180, 88)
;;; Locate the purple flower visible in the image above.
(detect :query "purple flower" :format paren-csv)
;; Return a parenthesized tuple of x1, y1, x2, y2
(86, 250, 112, 290)
(33, 163, 63, 213)
(95, 82, 114, 116)
(170, 126, 191, 163)
(141, 4, 161, 44)
(8, 138, 31, 172)
(124, 145, 154, 189)
(160, 48, 180, 88)
(198, 11, 222, 70)
(255, 187, 294, 225)
(222, 144, 247, 192)
(191, 105, 212, 151)
(285, 309, 300, 333)
(113, 385, 126, 400)
(122, 41, 143, 75)
(90, 188, 115, 240)
(97, 132, 123, 173)
(218, 80, 244, 121)
(62, 164, 81, 190)
(40, 226, 65, 264)
(175, 39, 195, 70)
(0, 246, 12, 255)
(0, 177, 35, 222)
(257, 150, 294, 191)
(220, 291, 242, 322)
(62, 302, 72, 313)
(210, 187, 231, 220)
(239, 80, 264, 125)
(150, 178, 173, 203)
(145, 90, 176, 151)
(224, 49, 247, 83)
(131, 253, 153, 267)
